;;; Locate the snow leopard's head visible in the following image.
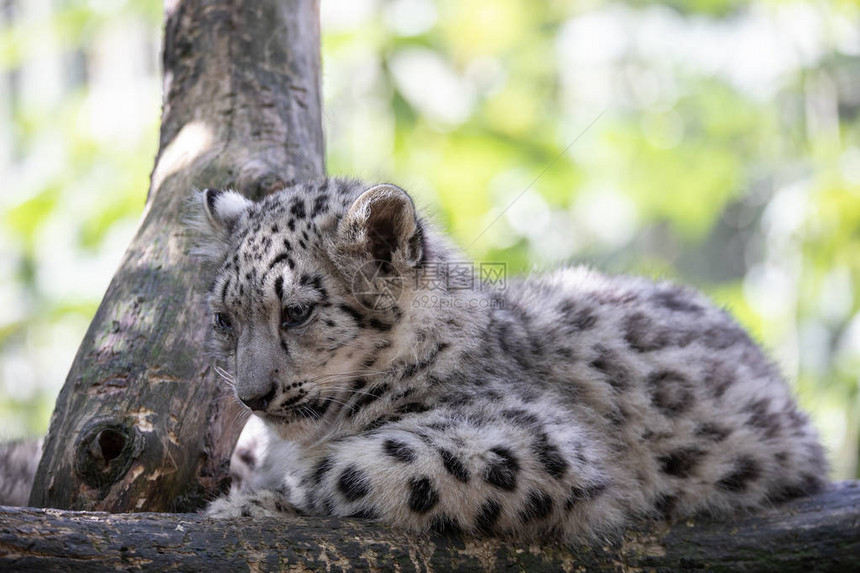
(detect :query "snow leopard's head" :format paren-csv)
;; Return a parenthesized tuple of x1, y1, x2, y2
(193, 178, 434, 437)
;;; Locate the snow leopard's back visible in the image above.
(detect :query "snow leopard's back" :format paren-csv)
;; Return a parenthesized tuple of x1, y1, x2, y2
(497, 267, 826, 521)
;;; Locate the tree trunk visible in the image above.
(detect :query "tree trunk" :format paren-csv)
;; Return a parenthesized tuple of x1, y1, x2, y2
(28, 0, 324, 513)
(3, 482, 858, 572)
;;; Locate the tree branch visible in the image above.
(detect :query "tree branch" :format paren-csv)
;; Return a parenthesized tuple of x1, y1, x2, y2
(3, 482, 858, 571)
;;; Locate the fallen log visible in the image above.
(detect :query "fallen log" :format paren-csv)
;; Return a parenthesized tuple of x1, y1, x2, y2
(2, 481, 858, 572)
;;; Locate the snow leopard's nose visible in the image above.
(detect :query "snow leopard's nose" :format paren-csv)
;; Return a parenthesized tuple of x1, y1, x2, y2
(239, 384, 276, 412)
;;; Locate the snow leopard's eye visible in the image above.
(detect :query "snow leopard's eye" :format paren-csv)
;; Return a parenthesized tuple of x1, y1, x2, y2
(213, 312, 233, 332)
(281, 304, 314, 329)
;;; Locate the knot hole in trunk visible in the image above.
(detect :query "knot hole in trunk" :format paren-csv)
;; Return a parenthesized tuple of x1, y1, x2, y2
(75, 419, 143, 492)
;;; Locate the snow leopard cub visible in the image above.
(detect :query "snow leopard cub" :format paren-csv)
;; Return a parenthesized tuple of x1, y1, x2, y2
(198, 177, 826, 540)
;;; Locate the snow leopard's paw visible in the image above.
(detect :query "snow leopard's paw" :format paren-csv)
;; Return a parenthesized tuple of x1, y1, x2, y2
(206, 489, 296, 519)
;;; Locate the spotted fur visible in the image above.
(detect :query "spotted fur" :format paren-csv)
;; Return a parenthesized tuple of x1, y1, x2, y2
(198, 177, 827, 541)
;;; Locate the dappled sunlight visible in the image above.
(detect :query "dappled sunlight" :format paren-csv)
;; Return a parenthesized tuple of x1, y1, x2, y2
(150, 120, 215, 193)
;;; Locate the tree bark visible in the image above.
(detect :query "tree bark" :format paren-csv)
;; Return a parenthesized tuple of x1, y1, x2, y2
(29, 0, 324, 512)
(3, 482, 858, 572)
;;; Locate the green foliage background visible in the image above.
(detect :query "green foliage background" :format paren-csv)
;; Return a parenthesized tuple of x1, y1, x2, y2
(1, 0, 858, 479)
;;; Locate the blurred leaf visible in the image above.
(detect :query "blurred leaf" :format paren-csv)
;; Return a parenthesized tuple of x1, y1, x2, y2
(4, 186, 61, 246)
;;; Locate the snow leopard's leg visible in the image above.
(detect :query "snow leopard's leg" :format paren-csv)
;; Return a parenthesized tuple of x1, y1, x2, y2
(295, 415, 616, 538)
(207, 428, 305, 518)
(206, 408, 615, 536)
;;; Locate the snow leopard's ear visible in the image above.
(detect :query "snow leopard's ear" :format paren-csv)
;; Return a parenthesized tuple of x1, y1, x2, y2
(191, 188, 253, 262)
(339, 183, 424, 268)
(201, 188, 253, 234)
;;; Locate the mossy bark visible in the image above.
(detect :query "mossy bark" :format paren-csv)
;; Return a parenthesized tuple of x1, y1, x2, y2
(4, 482, 859, 572)
(28, 0, 324, 512)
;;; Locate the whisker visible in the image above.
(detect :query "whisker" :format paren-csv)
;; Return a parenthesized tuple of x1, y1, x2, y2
(304, 368, 392, 384)
(314, 396, 353, 409)
(214, 364, 233, 377)
(298, 405, 315, 423)
(316, 385, 393, 399)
